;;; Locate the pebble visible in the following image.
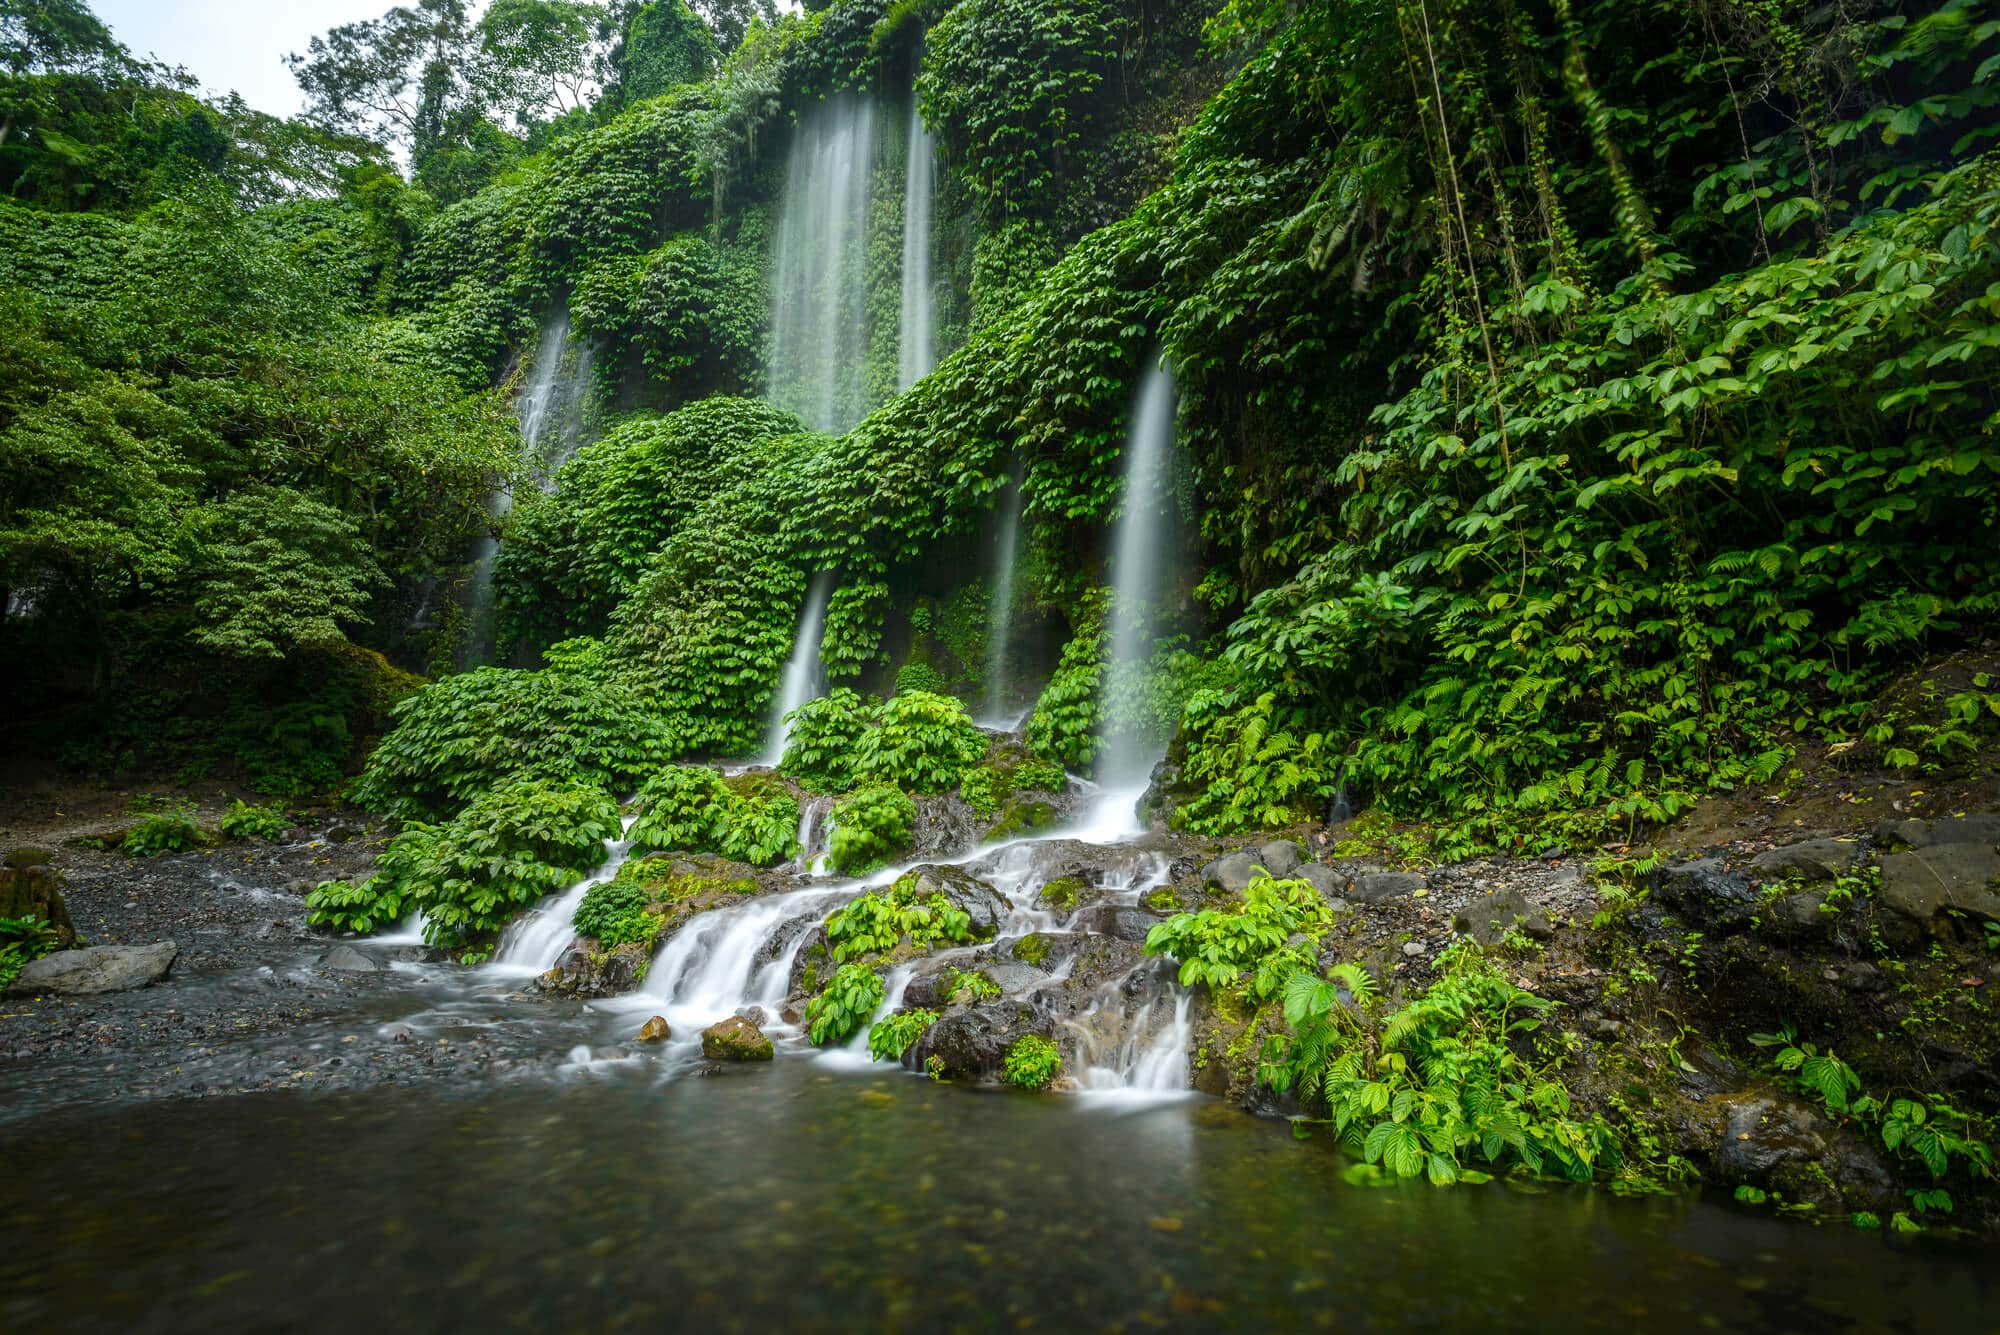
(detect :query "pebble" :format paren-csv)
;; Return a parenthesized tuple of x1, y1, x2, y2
(1402, 942, 1425, 958)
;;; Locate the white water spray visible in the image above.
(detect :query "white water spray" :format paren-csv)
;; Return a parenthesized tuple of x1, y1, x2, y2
(769, 96, 880, 432)
(897, 100, 937, 391)
(761, 573, 834, 767)
(979, 480, 1024, 725)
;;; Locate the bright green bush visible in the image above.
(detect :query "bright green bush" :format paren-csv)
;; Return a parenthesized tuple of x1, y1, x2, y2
(0, 915, 62, 992)
(825, 877, 973, 962)
(123, 806, 208, 857)
(1268, 944, 1617, 1186)
(806, 962, 886, 1046)
(305, 877, 406, 935)
(351, 667, 675, 821)
(358, 778, 621, 949)
(893, 661, 948, 696)
(573, 879, 663, 950)
(826, 785, 916, 876)
(779, 687, 879, 792)
(1002, 1033, 1063, 1089)
(1144, 875, 1335, 996)
(868, 1007, 939, 1062)
(1026, 591, 1107, 769)
(628, 765, 801, 866)
(959, 750, 1069, 814)
(219, 799, 290, 842)
(852, 690, 988, 793)
(1173, 692, 1337, 835)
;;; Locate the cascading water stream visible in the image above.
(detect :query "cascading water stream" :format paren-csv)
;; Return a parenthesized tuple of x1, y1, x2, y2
(769, 95, 879, 433)
(897, 99, 938, 392)
(490, 815, 639, 976)
(761, 572, 834, 767)
(979, 479, 1024, 727)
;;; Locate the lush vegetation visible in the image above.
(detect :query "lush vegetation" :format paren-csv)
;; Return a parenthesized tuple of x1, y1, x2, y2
(867, 1006, 938, 1061)
(628, 764, 799, 865)
(1002, 1033, 1063, 1089)
(805, 960, 886, 1045)
(573, 878, 663, 950)
(824, 877, 973, 961)
(825, 784, 916, 875)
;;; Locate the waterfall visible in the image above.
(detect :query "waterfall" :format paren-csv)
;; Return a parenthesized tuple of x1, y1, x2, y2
(641, 887, 854, 1030)
(462, 315, 594, 668)
(793, 794, 835, 874)
(761, 573, 835, 767)
(769, 95, 880, 433)
(979, 480, 1024, 726)
(490, 816, 639, 975)
(1071, 962, 1195, 1096)
(896, 100, 937, 391)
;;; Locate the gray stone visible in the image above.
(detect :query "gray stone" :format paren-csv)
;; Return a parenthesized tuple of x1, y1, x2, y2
(1346, 870, 1424, 904)
(1401, 941, 1425, 958)
(898, 865, 1012, 939)
(907, 1000, 1048, 1080)
(1653, 858, 1758, 909)
(1875, 812, 2000, 849)
(977, 962, 1051, 996)
(1293, 863, 1342, 903)
(317, 944, 381, 972)
(1256, 840, 1306, 878)
(1750, 838, 1863, 884)
(1764, 891, 1837, 941)
(1711, 1093, 1897, 1213)
(1069, 904, 1163, 944)
(1200, 851, 1260, 894)
(6, 941, 177, 996)
(1451, 886, 1554, 945)
(1879, 842, 2000, 930)
(700, 1014, 773, 1061)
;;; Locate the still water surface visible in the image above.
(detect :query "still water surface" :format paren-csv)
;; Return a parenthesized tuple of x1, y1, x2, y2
(1, 1062, 1990, 1332)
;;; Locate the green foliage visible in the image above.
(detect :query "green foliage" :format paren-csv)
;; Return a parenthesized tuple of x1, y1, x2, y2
(959, 749, 1066, 815)
(851, 689, 987, 793)
(867, 1006, 938, 1061)
(806, 961, 885, 1045)
(122, 804, 207, 857)
(1002, 1033, 1062, 1089)
(572, 878, 663, 950)
(779, 687, 879, 791)
(1174, 691, 1336, 835)
(0, 913, 61, 991)
(941, 965, 1001, 1004)
(826, 784, 915, 876)
(1271, 943, 1616, 1186)
(360, 777, 621, 948)
(918, 0, 1112, 219)
(1026, 591, 1107, 769)
(305, 876, 405, 935)
(352, 666, 674, 821)
(893, 661, 946, 696)
(1012, 932, 1047, 966)
(628, 764, 799, 865)
(218, 799, 290, 842)
(1039, 876, 1083, 909)
(1144, 874, 1334, 994)
(824, 875, 972, 962)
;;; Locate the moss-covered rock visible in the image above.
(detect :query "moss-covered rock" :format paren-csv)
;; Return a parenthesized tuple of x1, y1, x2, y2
(701, 1014, 774, 1061)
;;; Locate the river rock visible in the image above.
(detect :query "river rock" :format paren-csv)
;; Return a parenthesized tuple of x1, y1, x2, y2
(636, 1015, 672, 1043)
(1293, 863, 1345, 906)
(898, 865, 1012, 939)
(1256, 840, 1306, 878)
(907, 1000, 1048, 1080)
(979, 961, 1051, 995)
(701, 1015, 774, 1061)
(1751, 838, 1862, 884)
(1878, 842, 2000, 932)
(1070, 904, 1164, 944)
(1345, 869, 1424, 904)
(1201, 851, 1260, 894)
(1763, 891, 1838, 942)
(0, 851, 77, 948)
(1651, 858, 1758, 913)
(5, 941, 177, 996)
(1451, 887, 1554, 945)
(1875, 812, 2000, 850)
(317, 944, 381, 972)
(1710, 1092, 1897, 1213)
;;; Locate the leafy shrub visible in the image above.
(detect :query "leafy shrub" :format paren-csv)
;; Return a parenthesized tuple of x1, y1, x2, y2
(0, 915, 62, 991)
(852, 690, 988, 794)
(352, 667, 675, 821)
(806, 962, 886, 1046)
(573, 880, 662, 950)
(827, 785, 916, 875)
(824, 878, 973, 962)
(894, 661, 947, 695)
(628, 765, 800, 866)
(1027, 592, 1106, 768)
(780, 687, 879, 792)
(868, 1007, 939, 1061)
(358, 779, 621, 949)
(941, 966, 1001, 1004)
(1173, 692, 1337, 835)
(958, 764, 1008, 815)
(1144, 875, 1335, 995)
(1002, 1034, 1063, 1089)
(123, 806, 208, 857)
(1267, 943, 1616, 1186)
(305, 877, 405, 935)
(219, 799, 290, 842)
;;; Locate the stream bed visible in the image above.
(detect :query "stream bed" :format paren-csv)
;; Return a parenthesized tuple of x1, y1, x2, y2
(1, 1057, 1991, 1332)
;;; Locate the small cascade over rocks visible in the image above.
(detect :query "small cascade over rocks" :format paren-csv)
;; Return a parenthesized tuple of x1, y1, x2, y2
(1068, 958, 1195, 1096)
(463, 315, 595, 668)
(769, 95, 880, 433)
(897, 98, 938, 391)
(490, 816, 639, 976)
(761, 572, 834, 766)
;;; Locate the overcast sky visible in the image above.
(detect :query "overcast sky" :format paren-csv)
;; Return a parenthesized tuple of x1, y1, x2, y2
(92, 1, 410, 118)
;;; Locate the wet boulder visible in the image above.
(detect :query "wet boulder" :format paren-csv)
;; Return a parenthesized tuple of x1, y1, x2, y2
(898, 865, 1012, 940)
(5, 941, 177, 996)
(0, 850, 76, 948)
(1200, 851, 1260, 894)
(1650, 858, 1758, 923)
(1710, 1093, 1897, 1214)
(540, 942, 648, 999)
(1750, 838, 1862, 884)
(1878, 842, 2000, 935)
(1451, 887, 1555, 945)
(636, 1016, 672, 1043)
(907, 1000, 1050, 1080)
(1070, 904, 1165, 945)
(980, 961, 1051, 996)
(1345, 868, 1425, 904)
(701, 1014, 774, 1061)
(1292, 863, 1346, 908)
(1256, 841, 1306, 878)
(1874, 812, 2000, 850)
(316, 944, 381, 972)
